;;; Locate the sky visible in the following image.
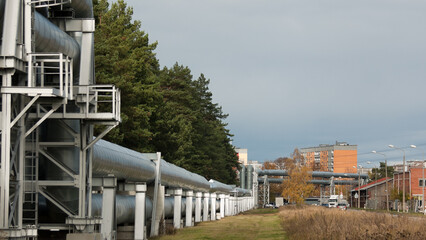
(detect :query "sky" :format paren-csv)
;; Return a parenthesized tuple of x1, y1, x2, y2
(121, 0, 426, 166)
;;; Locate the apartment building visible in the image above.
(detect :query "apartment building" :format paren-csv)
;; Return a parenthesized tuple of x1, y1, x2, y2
(300, 141, 357, 173)
(235, 148, 248, 165)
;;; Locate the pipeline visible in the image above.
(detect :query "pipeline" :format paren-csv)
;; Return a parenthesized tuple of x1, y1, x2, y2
(233, 187, 252, 197)
(0, 1, 80, 67)
(93, 140, 211, 192)
(34, 12, 81, 63)
(246, 165, 253, 190)
(0, 0, 4, 39)
(92, 194, 152, 225)
(258, 178, 359, 185)
(91, 195, 220, 224)
(240, 165, 246, 189)
(209, 179, 233, 193)
(257, 169, 368, 179)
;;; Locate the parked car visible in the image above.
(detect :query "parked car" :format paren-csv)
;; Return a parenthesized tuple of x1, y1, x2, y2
(337, 203, 347, 210)
(265, 203, 278, 208)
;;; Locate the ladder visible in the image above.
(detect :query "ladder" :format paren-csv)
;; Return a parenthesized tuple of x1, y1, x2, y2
(23, 129, 38, 226)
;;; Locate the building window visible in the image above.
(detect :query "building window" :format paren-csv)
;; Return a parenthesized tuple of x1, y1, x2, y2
(419, 179, 425, 187)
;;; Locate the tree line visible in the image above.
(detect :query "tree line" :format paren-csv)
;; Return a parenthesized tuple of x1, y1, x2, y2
(92, 0, 239, 184)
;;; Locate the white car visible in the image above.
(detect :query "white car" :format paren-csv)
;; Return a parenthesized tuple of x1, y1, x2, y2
(337, 203, 347, 210)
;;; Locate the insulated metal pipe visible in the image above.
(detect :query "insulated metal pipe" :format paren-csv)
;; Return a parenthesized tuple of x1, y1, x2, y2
(92, 140, 156, 182)
(240, 165, 246, 189)
(0, 0, 21, 56)
(209, 179, 233, 193)
(34, 12, 81, 64)
(258, 178, 358, 185)
(93, 140, 211, 192)
(92, 194, 153, 225)
(257, 169, 368, 179)
(233, 187, 251, 197)
(247, 165, 253, 190)
(0, 0, 4, 39)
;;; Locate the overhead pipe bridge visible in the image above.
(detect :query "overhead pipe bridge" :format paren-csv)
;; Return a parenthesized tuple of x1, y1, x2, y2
(257, 169, 368, 179)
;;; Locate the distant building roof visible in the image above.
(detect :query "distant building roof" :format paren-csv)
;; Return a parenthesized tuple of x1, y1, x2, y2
(352, 177, 392, 192)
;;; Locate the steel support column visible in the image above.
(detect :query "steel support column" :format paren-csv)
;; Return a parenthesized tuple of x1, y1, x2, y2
(210, 193, 217, 221)
(185, 191, 193, 227)
(135, 183, 147, 240)
(172, 188, 182, 229)
(100, 176, 117, 240)
(219, 194, 225, 218)
(203, 193, 210, 221)
(194, 192, 202, 223)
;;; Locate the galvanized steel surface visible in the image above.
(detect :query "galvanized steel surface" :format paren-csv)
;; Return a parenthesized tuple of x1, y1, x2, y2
(0, 0, 4, 38)
(233, 187, 252, 197)
(246, 165, 253, 190)
(258, 178, 358, 185)
(34, 12, 81, 63)
(93, 140, 156, 182)
(240, 165, 246, 189)
(93, 140, 211, 192)
(257, 169, 368, 179)
(209, 179, 233, 193)
(160, 160, 211, 192)
(92, 194, 153, 224)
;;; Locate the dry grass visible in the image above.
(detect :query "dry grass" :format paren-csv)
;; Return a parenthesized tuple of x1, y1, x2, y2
(279, 206, 426, 240)
(152, 208, 286, 240)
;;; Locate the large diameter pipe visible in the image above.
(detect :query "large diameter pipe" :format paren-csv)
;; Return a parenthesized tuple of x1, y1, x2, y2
(93, 140, 156, 182)
(34, 12, 81, 63)
(233, 187, 251, 197)
(257, 169, 368, 179)
(0, 0, 20, 56)
(91, 195, 222, 225)
(258, 178, 358, 185)
(0, 0, 4, 39)
(240, 165, 246, 189)
(92, 194, 152, 225)
(247, 165, 253, 190)
(93, 140, 211, 192)
(209, 179, 233, 193)
(160, 160, 211, 192)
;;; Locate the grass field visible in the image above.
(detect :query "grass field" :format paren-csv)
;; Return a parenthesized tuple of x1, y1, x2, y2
(151, 208, 286, 240)
(151, 206, 426, 240)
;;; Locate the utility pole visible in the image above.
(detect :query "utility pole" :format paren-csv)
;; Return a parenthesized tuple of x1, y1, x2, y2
(389, 145, 406, 212)
(410, 145, 425, 215)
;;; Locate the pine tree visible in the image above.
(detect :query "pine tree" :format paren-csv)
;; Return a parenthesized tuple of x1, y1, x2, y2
(93, 0, 161, 153)
(93, 0, 238, 184)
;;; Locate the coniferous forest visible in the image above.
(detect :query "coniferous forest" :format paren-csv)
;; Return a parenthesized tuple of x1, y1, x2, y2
(93, 0, 239, 184)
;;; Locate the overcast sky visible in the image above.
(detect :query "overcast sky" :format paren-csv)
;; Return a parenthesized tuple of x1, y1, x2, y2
(122, 0, 426, 166)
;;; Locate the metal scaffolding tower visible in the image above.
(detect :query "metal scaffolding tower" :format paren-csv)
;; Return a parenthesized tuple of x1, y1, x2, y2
(0, 0, 120, 238)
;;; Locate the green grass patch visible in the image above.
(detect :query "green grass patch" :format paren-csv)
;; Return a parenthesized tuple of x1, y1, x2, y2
(152, 209, 286, 240)
(242, 208, 280, 215)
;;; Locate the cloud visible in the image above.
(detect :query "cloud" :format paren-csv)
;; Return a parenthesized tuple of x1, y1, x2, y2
(124, 0, 426, 162)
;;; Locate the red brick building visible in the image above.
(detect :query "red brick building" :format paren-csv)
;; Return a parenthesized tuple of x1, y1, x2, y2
(393, 167, 425, 211)
(409, 168, 425, 200)
(393, 168, 425, 198)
